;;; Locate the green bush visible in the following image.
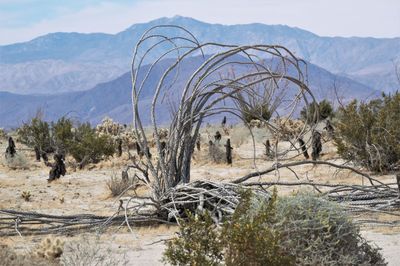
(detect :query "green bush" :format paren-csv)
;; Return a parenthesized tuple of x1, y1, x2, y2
(334, 93, 400, 172)
(163, 211, 224, 266)
(163, 190, 294, 266)
(68, 123, 115, 168)
(222, 190, 293, 266)
(17, 116, 116, 168)
(52, 117, 74, 153)
(300, 99, 334, 124)
(163, 191, 385, 266)
(17, 117, 53, 153)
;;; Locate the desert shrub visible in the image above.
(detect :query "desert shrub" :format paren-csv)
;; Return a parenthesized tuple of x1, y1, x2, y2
(17, 116, 116, 168)
(107, 174, 137, 197)
(208, 142, 225, 163)
(18, 116, 74, 153)
(163, 211, 224, 266)
(275, 194, 385, 265)
(230, 126, 268, 148)
(52, 117, 74, 153)
(68, 123, 115, 168)
(300, 99, 334, 124)
(17, 117, 53, 153)
(163, 190, 294, 266)
(163, 191, 385, 266)
(222, 190, 293, 266)
(3, 153, 29, 170)
(60, 236, 128, 266)
(231, 69, 283, 125)
(334, 93, 400, 172)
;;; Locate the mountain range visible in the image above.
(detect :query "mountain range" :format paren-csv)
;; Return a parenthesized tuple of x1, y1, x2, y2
(0, 54, 379, 129)
(0, 16, 398, 128)
(1, 16, 399, 95)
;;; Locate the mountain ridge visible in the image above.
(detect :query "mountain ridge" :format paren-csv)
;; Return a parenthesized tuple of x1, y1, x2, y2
(0, 55, 379, 129)
(1, 16, 399, 94)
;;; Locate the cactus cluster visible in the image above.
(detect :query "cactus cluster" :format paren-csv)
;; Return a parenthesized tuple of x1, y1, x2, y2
(273, 118, 305, 140)
(96, 117, 124, 136)
(96, 117, 136, 148)
(34, 237, 64, 260)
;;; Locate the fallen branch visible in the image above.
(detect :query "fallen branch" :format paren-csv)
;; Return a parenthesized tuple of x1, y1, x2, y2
(233, 160, 385, 187)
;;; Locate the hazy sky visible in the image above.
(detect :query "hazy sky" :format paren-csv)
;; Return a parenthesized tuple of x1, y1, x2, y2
(0, 0, 399, 45)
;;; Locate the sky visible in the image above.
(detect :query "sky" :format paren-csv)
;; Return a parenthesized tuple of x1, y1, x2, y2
(0, 0, 399, 45)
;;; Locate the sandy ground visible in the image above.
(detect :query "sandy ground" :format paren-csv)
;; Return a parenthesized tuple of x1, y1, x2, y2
(1, 131, 400, 265)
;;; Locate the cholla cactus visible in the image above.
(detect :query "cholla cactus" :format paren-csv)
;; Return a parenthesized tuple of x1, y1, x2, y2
(95, 117, 124, 137)
(96, 117, 137, 149)
(273, 118, 305, 141)
(34, 237, 64, 260)
(120, 131, 136, 148)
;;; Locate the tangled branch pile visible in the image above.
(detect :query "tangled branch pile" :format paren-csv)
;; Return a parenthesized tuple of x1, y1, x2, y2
(0, 181, 267, 236)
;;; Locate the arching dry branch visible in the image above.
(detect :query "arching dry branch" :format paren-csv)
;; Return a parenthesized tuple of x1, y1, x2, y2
(130, 25, 318, 199)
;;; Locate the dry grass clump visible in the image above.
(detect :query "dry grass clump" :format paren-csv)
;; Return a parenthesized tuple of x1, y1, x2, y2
(106, 174, 138, 197)
(60, 236, 128, 266)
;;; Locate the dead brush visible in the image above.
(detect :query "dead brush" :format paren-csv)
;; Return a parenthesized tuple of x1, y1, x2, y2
(106, 173, 138, 197)
(60, 235, 128, 266)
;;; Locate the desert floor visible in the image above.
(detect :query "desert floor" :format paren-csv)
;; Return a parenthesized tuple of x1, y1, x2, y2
(1, 128, 399, 265)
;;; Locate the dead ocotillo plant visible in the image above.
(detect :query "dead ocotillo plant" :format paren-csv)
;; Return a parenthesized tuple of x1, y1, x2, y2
(130, 25, 317, 203)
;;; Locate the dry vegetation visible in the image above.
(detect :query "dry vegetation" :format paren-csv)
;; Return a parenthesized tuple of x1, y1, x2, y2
(1, 25, 400, 265)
